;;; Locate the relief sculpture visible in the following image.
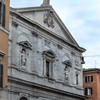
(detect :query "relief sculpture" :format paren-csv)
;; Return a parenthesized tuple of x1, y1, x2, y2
(64, 67, 70, 84)
(21, 49, 27, 69)
(43, 11, 54, 28)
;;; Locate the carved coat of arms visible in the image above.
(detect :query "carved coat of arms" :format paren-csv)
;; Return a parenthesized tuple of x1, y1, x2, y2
(43, 11, 54, 28)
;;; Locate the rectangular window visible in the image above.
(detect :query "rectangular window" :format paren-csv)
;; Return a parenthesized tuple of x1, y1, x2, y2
(46, 60, 50, 77)
(85, 76, 93, 83)
(76, 74, 78, 84)
(0, 2, 2, 23)
(85, 88, 92, 95)
(0, 2, 6, 27)
(0, 64, 3, 87)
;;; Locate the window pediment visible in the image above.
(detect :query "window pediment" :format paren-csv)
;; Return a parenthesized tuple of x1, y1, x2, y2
(42, 50, 56, 58)
(0, 0, 4, 3)
(0, 51, 4, 65)
(18, 41, 32, 49)
(63, 60, 72, 67)
(0, 51, 5, 56)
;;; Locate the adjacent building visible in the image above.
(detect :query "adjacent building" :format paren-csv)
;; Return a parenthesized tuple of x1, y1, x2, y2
(0, 0, 10, 100)
(83, 68, 100, 100)
(8, 0, 86, 100)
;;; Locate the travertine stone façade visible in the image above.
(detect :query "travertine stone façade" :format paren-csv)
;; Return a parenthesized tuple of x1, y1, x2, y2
(8, 1, 85, 100)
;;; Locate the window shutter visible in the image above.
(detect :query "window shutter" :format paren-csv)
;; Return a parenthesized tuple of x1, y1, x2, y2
(85, 76, 87, 83)
(85, 88, 87, 95)
(91, 76, 93, 82)
(2, 4, 6, 27)
(91, 88, 93, 95)
(0, 2, 2, 24)
(0, 64, 3, 87)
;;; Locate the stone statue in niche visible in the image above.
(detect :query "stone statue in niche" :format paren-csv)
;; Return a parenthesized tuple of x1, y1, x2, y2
(64, 66, 70, 83)
(21, 49, 27, 69)
(75, 60, 79, 66)
(44, 11, 54, 28)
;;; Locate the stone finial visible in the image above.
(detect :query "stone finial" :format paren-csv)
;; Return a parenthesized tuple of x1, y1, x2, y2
(41, 0, 50, 6)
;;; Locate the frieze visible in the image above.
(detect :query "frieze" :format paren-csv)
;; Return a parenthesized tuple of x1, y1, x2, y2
(44, 39, 51, 47)
(64, 53, 70, 59)
(57, 44, 62, 50)
(32, 30, 38, 37)
(53, 43, 57, 47)
(71, 51, 75, 56)
(12, 21, 18, 28)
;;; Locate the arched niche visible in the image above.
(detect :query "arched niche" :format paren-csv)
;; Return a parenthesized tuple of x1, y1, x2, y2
(19, 97, 28, 100)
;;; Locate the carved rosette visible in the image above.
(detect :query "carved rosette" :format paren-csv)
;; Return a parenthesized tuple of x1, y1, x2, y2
(44, 40, 51, 48)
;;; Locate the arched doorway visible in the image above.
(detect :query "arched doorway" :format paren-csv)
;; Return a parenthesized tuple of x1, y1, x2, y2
(19, 97, 28, 100)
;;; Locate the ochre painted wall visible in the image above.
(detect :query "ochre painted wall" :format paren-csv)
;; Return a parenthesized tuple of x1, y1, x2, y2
(5, 0, 10, 30)
(96, 73, 100, 100)
(83, 72, 99, 100)
(0, 0, 10, 88)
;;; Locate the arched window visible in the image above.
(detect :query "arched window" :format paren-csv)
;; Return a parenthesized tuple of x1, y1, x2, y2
(42, 50, 56, 78)
(19, 97, 28, 100)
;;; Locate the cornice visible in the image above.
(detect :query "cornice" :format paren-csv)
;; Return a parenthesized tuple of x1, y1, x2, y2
(83, 68, 100, 73)
(8, 76, 85, 99)
(0, 50, 5, 56)
(0, 26, 9, 35)
(10, 6, 52, 13)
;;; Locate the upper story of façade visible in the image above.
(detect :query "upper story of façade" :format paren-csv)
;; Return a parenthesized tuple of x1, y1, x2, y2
(8, 5, 85, 95)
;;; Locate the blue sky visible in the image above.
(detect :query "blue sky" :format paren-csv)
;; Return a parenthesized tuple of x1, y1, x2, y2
(10, 0, 100, 69)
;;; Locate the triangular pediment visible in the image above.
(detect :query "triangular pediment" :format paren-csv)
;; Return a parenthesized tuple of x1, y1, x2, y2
(42, 50, 56, 58)
(12, 6, 85, 51)
(18, 41, 32, 49)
